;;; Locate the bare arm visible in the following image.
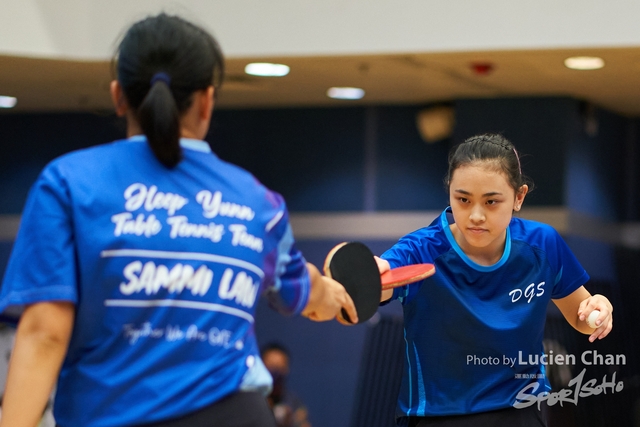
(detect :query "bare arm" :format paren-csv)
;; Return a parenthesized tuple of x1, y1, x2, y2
(552, 286, 613, 342)
(301, 263, 358, 324)
(0, 301, 75, 427)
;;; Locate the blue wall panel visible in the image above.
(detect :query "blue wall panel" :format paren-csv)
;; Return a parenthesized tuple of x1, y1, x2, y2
(453, 97, 579, 206)
(566, 108, 628, 221)
(1, 112, 124, 214)
(209, 107, 366, 212)
(376, 106, 451, 210)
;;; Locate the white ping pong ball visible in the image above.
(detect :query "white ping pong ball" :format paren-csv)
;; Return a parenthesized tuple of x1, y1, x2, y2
(586, 310, 600, 328)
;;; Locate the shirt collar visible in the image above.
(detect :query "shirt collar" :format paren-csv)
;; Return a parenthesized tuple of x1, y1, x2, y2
(127, 135, 211, 153)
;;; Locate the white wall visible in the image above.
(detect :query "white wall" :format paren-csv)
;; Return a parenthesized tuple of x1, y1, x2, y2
(1, 0, 640, 60)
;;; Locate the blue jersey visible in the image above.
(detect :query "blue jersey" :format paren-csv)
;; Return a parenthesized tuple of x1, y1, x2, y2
(0, 136, 311, 427)
(382, 208, 588, 420)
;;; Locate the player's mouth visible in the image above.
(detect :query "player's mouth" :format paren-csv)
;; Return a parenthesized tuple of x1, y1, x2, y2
(467, 227, 487, 235)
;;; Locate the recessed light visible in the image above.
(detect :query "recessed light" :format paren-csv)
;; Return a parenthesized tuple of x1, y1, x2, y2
(327, 87, 365, 100)
(0, 96, 17, 108)
(244, 63, 290, 77)
(564, 56, 605, 70)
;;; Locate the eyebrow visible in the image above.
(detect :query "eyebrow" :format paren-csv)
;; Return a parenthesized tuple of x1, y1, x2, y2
(453, 189, 503, 197)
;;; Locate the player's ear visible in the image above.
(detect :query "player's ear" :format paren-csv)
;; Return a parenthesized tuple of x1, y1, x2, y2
(513, 184, 528, 211)
(199, 86, 215, 121)
(110, 80, 128, 117)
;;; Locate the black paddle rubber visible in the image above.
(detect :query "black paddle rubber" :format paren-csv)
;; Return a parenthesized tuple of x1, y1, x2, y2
(327, 242, 381, 324)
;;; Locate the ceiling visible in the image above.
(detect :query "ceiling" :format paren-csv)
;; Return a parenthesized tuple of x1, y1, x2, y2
(2, 46, 640, 116)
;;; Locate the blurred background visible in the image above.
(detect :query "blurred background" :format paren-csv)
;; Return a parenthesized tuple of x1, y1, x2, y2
(1, 1, 639, 426)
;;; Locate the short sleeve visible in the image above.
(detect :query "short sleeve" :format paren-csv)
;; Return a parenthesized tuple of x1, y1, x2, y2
(380, 237, 423, 305)
(0, 164, 79, 318)
(546, 228, 590, 299)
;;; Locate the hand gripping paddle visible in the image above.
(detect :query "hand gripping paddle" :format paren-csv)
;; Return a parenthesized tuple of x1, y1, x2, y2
(323, 242, 435, 324)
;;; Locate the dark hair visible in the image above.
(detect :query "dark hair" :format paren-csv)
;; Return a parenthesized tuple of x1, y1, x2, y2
(114, 13, 224, 168)
(445, 134, 534, 193)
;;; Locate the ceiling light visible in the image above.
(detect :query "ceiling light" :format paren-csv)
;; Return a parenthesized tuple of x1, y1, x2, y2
(564, 56, 605, 70)
(244, 63, 290, 77)
(327, 87, 365, 100)
(0, 96, 17, 108)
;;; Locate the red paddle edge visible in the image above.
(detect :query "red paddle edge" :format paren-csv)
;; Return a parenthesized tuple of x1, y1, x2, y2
(380, 264, 435, 290)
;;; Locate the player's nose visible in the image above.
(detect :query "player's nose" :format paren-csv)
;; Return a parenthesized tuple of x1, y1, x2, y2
(469, 206, 485, 223)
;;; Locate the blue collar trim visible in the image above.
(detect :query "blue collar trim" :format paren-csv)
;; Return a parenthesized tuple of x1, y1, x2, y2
(441, 207, 511, 272)
(127, 135, 211, 153)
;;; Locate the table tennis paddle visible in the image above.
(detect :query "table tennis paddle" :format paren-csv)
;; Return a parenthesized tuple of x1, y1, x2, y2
(381, 263, 435, 290)
(323, 242, 435, 324)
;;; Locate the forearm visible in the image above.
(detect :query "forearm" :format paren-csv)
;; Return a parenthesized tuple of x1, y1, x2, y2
(0, 302, 74, 427)
(301, 263, 327, 316)
(301, 262, 357, 323)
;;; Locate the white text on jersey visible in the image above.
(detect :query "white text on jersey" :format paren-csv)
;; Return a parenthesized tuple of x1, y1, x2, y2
(112, 213, 161, 237)
(124, 183, 188, 216)
(218, 268, 259, 308)
(119, 261, 213, 296)
(229, 224, 263, 252)
(509, 282, 545, 303)
(196, 190, 255, 220)
(167, 216, 224, 242)
(118, 261, 259, 308)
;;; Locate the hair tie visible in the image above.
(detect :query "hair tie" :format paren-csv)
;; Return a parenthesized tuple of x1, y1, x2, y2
(150, 72, 171, 86)
(513, 147, 522, 175)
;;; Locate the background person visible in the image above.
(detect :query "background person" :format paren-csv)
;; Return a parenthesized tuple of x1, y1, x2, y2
(261, 342, 311, 427)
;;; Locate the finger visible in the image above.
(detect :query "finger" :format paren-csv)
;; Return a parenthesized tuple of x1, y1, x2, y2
(336, 313, 353, 326)
(577, 300, 589, 321)
(336, 306, 353, 325)
(590, 328, 605, 342)
(589, 319, 613, 342)
(304, 311, 318, 322)
(578, 299, 597, 321)
(341, 292, 358, 325)
(374, 256, 391, 274)
(596, 319, 613, 340)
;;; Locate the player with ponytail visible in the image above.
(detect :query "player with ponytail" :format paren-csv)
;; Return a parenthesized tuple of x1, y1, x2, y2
(0, 13, 355, 427)
(377, 133, 613, 427)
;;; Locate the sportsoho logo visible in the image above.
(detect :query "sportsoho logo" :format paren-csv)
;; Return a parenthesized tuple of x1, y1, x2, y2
(466, 349, 626, 409)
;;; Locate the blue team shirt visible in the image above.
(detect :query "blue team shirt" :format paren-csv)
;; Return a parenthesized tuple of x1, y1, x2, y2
(0, 136, 311, 427)
(382, 207, 589, 421)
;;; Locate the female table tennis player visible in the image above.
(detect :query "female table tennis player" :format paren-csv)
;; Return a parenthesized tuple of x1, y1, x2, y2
(0, 13, 356, 427)
(376, 134, 613, 427)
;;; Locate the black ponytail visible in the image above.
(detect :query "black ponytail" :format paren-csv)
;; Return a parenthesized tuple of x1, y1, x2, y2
(114, 13, 224, 168)
(138, 77, 181, 167)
